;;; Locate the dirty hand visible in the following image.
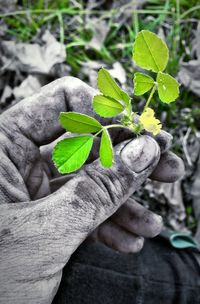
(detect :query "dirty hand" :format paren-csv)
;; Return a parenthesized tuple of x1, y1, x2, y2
(0, 77, 184, 304)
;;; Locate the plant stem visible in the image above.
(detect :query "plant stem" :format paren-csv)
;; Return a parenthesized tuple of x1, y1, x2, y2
(143, 84, 157, 112)
(104, 124, 130, 130)
(93, 124, 131, 139)
(176, 0, 180, 32)
(172, 0, 180, 58)
(179, 5, 200, 19)
(57, 12, 64, 44)
(0, 9, 174, 19)
(133, 11, 139, 36)
(126, 104, 132, 120)
(93, 129, 104, 138)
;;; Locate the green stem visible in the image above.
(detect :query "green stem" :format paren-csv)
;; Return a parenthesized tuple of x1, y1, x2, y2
(57, 12, 64, 44)
(172, 0, 180, 56)
(93, 129, 104, 138)
(143, 84, 157, 112)
(0, 8, 174, 19)
(126, 104, 132, 120)
(133, 11, 139, 36)
(104, 124, 130, 130)
(176, 0, 180, 28)
(179, 5, 200, 19)
(94, 124, 132, 138)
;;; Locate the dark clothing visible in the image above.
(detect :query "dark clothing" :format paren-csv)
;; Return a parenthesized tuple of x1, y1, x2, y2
(53, 237, 200, 304)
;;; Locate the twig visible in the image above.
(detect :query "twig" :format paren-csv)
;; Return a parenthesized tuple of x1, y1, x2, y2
(182, 127, 193, 167)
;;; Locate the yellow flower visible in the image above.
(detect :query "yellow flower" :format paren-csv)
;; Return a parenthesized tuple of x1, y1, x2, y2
(139, 108, 162, 136)
(140, 107, 155, 123)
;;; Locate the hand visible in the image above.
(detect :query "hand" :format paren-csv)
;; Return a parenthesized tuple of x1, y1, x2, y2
(0, 77, 184, 303)
(46, 129, 182, 253)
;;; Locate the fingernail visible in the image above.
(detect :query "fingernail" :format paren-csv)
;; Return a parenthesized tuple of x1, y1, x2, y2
(130, 237, 144, 252)
(120, 135, 159, 173)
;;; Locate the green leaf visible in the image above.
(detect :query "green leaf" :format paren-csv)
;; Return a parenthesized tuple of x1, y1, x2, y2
(100, 129, 113, 167)
(59, 112, 102, 133)
(52, 135, 93, 174)
(134, 72, 154, 95)
(97, 68, 131, 108)
(120, 91, 131, 109)
(93, 95, 125, 118)
(132, 30, 169, 73)
(157, 72, 179, 103)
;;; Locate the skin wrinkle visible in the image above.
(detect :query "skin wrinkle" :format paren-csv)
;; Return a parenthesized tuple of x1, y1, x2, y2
(102, 156, 130, 198)
(74, 172, 111, 215)
(0, 228, 11, 236)
(85, 167, 119, 207)
(0, 153, 29, 203)
(0, 122, 40, 179)
(96, 171, 120, 206)
(0, 183, 23, 204)
(98, 171, 123, 204)
(15, 271, 59, 284)
(84, 159, 136, 209)
(75, 184, 106, 226)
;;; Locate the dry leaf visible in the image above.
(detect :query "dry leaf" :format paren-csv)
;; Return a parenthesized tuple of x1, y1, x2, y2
(145, 180, 187, 231)
(108, 62, 126, 84)
(0, 30, 66, 74)
(0, 85, 12, 105)
(13, 76, 41, 101)
(178, 23, 200, 96)
(0, 0, 17, 12)
(87, 18, 109, 51)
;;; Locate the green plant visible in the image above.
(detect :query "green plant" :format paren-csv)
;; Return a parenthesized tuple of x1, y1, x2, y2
(52, 30, 179, 174)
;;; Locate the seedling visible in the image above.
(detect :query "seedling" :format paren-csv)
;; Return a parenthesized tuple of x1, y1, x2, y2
(52, 30, 179, 174)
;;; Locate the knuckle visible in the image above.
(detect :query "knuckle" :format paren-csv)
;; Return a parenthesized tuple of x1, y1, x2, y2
(83, 161, 135, 208)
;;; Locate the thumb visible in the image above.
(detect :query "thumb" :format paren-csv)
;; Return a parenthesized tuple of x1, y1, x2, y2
(49, 135, 160, 248)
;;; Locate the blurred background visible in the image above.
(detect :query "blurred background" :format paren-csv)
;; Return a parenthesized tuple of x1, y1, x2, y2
(0, 0, 200, 240)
